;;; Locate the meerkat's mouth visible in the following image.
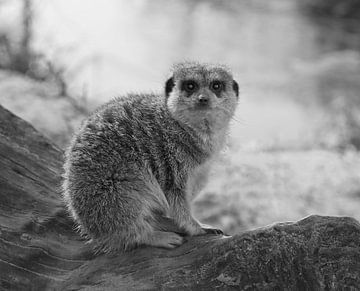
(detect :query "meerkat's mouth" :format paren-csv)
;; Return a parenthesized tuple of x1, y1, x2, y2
(193, 104, 212, 111)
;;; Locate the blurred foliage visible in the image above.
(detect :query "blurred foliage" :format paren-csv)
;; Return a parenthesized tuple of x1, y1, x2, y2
(0, 0, 40, 78)
(0, 0, 90, 139)
(0, 0, 70, 97)
(297, 0, 360, 151)
(299, 0, 360, 51)
(299, 0, 360, 20)
(310, 52, 360, 150)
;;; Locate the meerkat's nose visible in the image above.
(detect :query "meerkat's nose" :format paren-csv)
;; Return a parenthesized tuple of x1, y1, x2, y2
(198, 95, 209, 105)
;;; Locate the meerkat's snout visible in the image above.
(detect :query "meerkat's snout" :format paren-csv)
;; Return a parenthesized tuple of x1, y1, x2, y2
(198, 94, 209, 105)
(195, 90, 213, 109)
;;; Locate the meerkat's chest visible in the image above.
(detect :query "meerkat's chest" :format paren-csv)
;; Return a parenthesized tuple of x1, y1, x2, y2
(185, 159, 213, 201)
(184, 131, 227, 201)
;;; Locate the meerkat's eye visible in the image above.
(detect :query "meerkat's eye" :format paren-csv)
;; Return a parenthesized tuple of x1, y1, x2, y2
(182, 80, 198, 93)
(210, 81, 224, 93)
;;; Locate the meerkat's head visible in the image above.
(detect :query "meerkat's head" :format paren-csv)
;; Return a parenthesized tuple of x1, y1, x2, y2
(165, 62, 239, 134)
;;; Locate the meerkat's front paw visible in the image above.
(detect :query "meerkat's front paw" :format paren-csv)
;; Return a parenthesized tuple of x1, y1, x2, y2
(183, 223, 206, 236)
(149, 231, 185, 249)
(201, 227, 224, 235)
(186, 225, 224, 236)
(189, 228, 206, 236)
(183, 221, 224, 236)
(200, 223, 224, 235)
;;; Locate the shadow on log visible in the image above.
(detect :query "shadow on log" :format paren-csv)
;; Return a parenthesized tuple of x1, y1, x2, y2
(0, 104, 359, 290)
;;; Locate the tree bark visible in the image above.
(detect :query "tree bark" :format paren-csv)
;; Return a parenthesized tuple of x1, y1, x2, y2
(0, 104, 359, 290)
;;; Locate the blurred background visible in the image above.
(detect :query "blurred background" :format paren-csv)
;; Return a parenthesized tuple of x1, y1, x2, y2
(0, 0, 359, 233)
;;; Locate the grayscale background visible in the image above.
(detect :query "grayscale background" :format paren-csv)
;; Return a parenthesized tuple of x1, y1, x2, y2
(1, 0, 359, 233)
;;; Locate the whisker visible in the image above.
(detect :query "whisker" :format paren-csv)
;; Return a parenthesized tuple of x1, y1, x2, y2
(231, 116, 247, 125)
(217, 108, 247, 126)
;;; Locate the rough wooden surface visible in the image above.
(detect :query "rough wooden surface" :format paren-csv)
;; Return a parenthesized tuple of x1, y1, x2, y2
(0, 104, 360, 291)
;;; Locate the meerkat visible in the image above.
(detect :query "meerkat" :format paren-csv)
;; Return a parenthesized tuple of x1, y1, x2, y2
(62, 62, 239, 253)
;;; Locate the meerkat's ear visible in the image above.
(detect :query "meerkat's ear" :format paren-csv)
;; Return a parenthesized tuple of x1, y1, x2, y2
(165, 77, 175, 98)
(232, 80, 239, 97)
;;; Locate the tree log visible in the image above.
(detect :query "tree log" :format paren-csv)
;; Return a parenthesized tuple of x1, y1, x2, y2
(0, 104, 359, 290)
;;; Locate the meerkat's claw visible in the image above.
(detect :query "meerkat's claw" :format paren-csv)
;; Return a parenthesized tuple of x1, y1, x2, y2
(201, 227, 224, 235)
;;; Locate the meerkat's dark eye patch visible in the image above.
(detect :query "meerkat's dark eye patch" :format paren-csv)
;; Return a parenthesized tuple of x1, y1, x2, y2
(165, 77, 175, 98)
(181, 80, 198, 94)
(210, 80, 224, 93)
(232, 80, 239, 97)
